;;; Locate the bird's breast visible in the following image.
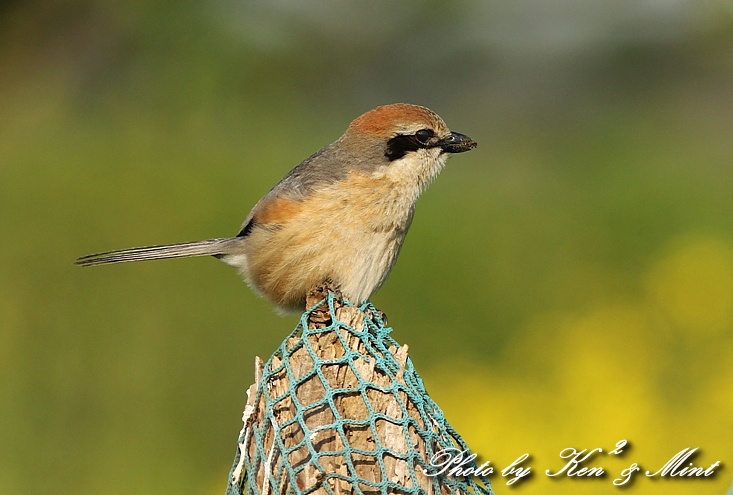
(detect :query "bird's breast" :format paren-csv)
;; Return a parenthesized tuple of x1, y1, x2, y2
(239, 171, 418, 311)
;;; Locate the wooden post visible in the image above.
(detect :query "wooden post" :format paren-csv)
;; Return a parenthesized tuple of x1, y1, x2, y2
(227, 287, 491, 495)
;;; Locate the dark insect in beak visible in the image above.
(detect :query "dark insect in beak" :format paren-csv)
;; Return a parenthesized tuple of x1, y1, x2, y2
(437, 132, 477, 153)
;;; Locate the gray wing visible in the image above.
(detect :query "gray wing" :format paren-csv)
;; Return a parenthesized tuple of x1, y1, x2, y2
(235, 140, 350, 236)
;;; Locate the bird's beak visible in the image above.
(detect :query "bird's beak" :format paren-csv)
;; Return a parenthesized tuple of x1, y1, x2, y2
(437, 132, 477, 153)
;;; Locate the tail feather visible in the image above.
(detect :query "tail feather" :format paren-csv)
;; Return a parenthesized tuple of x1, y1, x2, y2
(75, 238, 242, 266)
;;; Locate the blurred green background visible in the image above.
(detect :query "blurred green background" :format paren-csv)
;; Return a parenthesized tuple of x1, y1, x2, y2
(2, 1, 733, 494)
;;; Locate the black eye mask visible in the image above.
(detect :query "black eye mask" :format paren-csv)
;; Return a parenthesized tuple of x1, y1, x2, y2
(385, 130, 434, 161)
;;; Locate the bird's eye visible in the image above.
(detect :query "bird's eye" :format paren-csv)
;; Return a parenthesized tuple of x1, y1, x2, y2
(414, 129, 433, 144)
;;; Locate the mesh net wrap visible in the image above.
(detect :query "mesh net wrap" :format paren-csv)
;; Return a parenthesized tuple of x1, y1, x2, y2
(227, 294, 494, 495)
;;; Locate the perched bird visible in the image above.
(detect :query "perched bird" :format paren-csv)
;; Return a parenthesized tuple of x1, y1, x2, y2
(76, 104, 476, 311)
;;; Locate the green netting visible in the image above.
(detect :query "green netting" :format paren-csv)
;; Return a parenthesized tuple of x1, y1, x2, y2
(227, 294, 494, 495)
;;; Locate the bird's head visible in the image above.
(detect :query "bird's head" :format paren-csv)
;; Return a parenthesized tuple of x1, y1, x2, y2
(339, 104, 477, 191)
(348, 103, 476, 157)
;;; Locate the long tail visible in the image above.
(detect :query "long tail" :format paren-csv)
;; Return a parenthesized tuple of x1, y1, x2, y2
(75, 238, 243, 266)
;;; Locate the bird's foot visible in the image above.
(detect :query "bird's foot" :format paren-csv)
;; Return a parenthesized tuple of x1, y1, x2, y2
(306, 279, 344, 325)
(364, 307, 388, 327)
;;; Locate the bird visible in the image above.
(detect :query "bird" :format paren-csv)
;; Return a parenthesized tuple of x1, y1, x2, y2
(76, 104, 477, 312)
